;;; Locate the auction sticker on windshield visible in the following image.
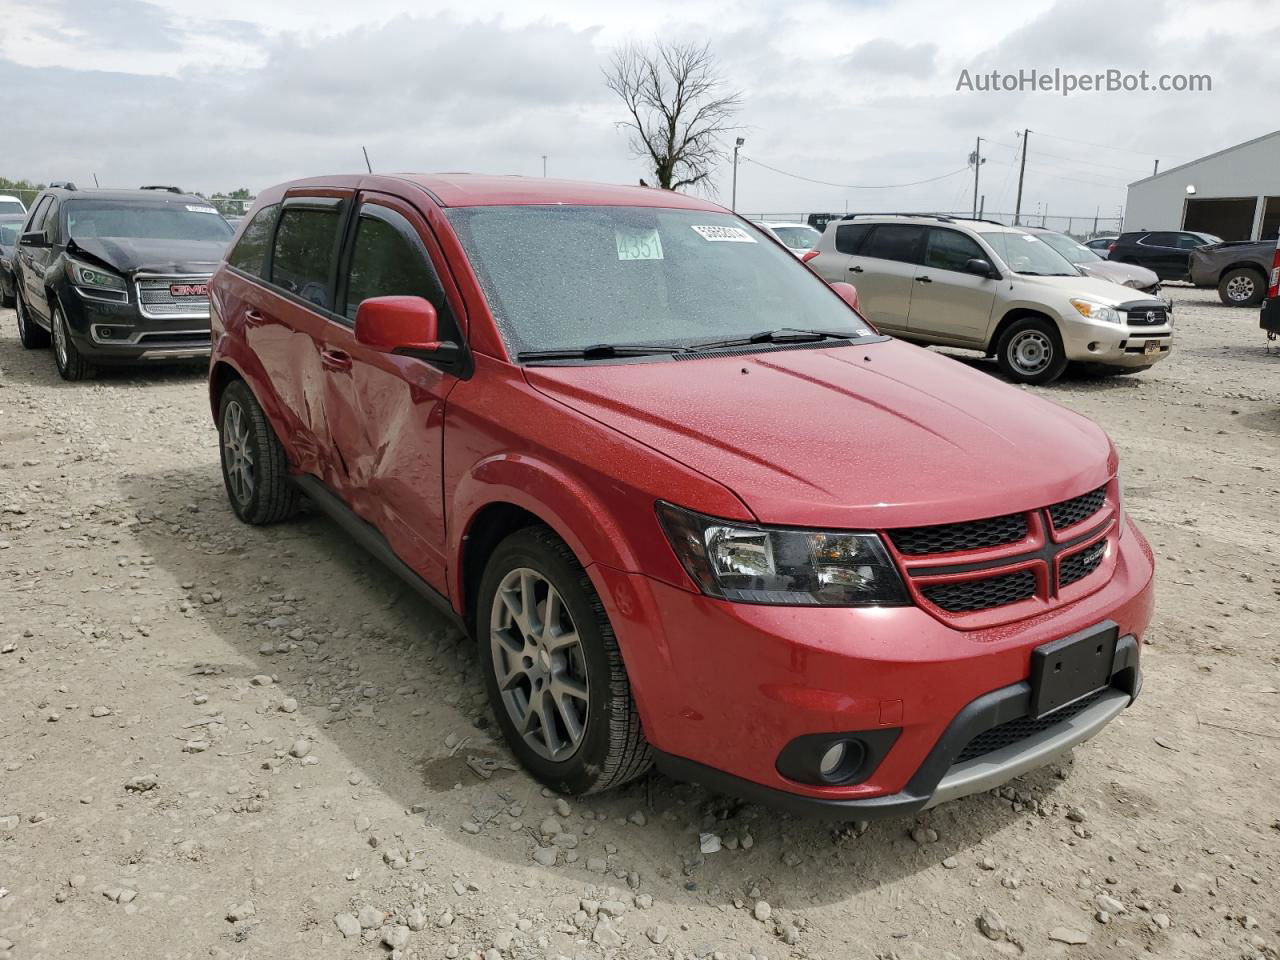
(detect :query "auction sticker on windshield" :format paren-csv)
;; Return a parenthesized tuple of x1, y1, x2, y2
(615, 227, 664, 261)
(691, 225, 757, 243)
(186, 205, 219, 214)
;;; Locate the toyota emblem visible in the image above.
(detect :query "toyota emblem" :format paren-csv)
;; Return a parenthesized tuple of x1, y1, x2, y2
(1145, 310, 1155, 322)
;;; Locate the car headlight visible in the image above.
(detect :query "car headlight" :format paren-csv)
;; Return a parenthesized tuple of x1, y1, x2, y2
(1069, 298, 1122, 324)
(656, 502, 909, 606)
(67, 258, 126, 292)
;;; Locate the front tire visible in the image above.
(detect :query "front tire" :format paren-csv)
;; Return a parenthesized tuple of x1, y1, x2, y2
(1218, 267, 1266, 307)
(478, 526, 651, 795)
(51, 301, 94, 380)
(995, 317, 1068, 385)
(15, 290, 50, 349)
(217, 380, 301, 524)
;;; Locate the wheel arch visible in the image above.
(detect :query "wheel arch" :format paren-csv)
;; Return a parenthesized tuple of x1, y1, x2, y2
(209, 360, 245, 421)
(988, 307, 1060, 353)
(1218, 261, 1268, 282)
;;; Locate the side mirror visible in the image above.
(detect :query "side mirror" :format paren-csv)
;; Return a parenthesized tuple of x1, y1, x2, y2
(965, 257, 997, 278)
(20, 230, 48, 248)
(355, 296, 445, 358)
(829, 281, 861, 312)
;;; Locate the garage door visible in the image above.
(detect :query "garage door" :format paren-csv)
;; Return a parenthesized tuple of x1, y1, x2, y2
(1182, 197, 1258, 241)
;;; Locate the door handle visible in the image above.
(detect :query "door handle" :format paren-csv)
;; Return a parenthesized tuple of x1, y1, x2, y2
(848, 265, 863, 273)
(916, 275, 932, 283)
(321, 348, 353, 372)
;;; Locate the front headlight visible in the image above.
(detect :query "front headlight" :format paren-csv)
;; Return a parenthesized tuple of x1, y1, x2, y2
(656, 502, 909, 606)
(67, 258, 126, 292)
(1069, 298, 1122, 324)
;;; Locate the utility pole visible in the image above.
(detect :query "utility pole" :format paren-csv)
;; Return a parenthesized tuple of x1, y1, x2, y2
(542, 155, 548, 177)
(1013, 129, 1030, 225)
(731, 137, 745, 212)
(978, 195, 985, 219)
(362, 146, 372, 173)
(1093, 205, 1100, 236)
(969, 137, 986, 220)
(1152, 159, 1160, 176)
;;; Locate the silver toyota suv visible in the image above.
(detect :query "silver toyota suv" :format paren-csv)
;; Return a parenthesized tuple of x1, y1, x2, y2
(806, 215, 1173, 384)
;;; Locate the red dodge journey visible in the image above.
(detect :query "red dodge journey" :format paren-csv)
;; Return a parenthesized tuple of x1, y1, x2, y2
(207, 173, 1153, 816)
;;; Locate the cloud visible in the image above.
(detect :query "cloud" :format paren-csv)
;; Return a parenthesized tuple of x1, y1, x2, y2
(846, 38, 938, 79)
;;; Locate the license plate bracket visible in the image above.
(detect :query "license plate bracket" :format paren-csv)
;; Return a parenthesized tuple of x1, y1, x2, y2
(1030, 622, 1118, 719)
(1143, 339, 1160, 356)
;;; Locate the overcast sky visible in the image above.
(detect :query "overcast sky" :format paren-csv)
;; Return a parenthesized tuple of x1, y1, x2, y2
(1, 0, 1276, 225)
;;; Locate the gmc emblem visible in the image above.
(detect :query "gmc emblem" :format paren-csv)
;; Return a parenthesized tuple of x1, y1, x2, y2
(170, 283, 208, 298)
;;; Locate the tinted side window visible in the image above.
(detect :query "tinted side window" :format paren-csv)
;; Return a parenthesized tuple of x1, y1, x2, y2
(835, 223, 870, 255)
(41, 200, 60, 242)
(1175, 233, 1205, 249)
(925, 228, 986, 271)
(859, 225, 925, 264)
(343, 205, 458, 339)
(1141, 232, 1177, 246)
(227, 204, 280, 278)
(23, 197, 51, 235)
(270, 204, 343, 309)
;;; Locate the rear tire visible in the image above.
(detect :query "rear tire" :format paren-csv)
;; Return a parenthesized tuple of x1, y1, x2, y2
(15, 290, 50, 349)
(995, 317, 1068, 385)
(1218, 267, 1266, 307)
(51, 301, 95, 381)
(478, 526, 651, 795)
(217, 380, 301, 524)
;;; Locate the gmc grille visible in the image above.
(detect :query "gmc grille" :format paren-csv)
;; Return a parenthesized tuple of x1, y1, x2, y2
(135, 275, 213, 319)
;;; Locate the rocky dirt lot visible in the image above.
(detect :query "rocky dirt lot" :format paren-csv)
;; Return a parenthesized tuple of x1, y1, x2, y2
(1, 287, 1278, 960)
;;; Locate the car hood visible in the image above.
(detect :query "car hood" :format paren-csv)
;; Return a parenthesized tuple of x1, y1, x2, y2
(1013, 272, 1149, 304)
(1078, 260, 1159, 289)
(525, 340, 1114, 529)
(68, 236, 227, 276)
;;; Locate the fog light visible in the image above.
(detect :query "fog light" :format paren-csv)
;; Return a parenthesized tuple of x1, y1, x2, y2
(1087, 341, 1100, 352)
(818, 742, 847, 778)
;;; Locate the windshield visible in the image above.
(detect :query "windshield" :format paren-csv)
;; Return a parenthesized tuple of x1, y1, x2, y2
(769, 225, 821, 251)
(66, 201, 234, 243)
(1035, 231, 1102, 263)
(0, 200, 24, 215)
(982, 230, 1081, 276)
(446, 205, 872, 357)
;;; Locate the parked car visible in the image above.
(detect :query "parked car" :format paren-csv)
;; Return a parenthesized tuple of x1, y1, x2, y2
(208, 173, 1153, 815)
(1259, 234, 1280, 339)
(806, 215, 1173, 383)
(0, 195, 27, 216)
(1083, 236, 1117, 253)
(12, 185, 234, 379)
(0, 214, 25, 306)
(751, 220, 821, 256)
(1189, 238, 1275, 307)
(1107, 230, 1221, 281)
(1022, 226, 1162, 296)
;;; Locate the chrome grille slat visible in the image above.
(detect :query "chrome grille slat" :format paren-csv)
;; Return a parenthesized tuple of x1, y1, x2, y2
(134, 275, 212, 319)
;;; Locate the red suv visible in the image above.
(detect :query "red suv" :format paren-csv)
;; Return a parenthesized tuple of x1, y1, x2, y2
(208, 174, 1154, 816)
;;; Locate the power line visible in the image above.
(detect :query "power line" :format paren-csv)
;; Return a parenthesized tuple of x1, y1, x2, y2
(1033, 130, 1179, 163)
(740, 155, 971, 190)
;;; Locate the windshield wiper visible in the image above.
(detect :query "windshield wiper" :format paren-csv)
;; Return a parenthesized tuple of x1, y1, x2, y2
(684, 328, 855, 351)
(517, 342, 686, 362)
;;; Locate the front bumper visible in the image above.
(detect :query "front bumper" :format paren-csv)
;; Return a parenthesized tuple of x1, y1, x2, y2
(1061, 322, 1173, 367)
(590, 515, 1154, 817)
(60, 281, 211, 362)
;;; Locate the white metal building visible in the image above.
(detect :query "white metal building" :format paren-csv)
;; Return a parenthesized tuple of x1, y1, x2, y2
(1124, 130, 1280, 241)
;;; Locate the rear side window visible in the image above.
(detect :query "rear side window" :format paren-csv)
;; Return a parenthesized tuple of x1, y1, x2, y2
(925, 228, 986, 271)
(343, 205, 458, 338)
(1141, 232, 1177, 246)
(271, 202, 343, 309)
(835, 223, 870, 255)
(227, 204, 279, 278)
(860, 225, 926, 264)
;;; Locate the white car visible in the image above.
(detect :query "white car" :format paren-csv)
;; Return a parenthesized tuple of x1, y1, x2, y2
(0, 195, 27, 216)
(751, 220, 821, 257)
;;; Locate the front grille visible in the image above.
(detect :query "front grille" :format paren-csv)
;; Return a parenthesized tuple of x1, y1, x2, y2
(1058, 541, 1106, 588)
(954, 689, 1107, 763)
(921, 570, 1036, 613)
(1048, 486, 1106, 531)
(1124, 306, 1168, 326)
(888, 513, 1027, 556)
(135, 275, 212, 319)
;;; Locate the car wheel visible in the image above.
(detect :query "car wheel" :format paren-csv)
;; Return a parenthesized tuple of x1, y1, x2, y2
(478, 526, 651, 795)
(995, 317, 1068, 385)
(217, 380, 301, 524)
(51, 301, 95, 380)
(0, 279, 13, 308)
(1218, 267, 1266, 307)
(15, 290, 50, 349)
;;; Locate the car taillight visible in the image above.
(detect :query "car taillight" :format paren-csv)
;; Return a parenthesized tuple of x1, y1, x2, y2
(1107, 242, 1116, 254)
(802, 249, 820, 264)
(1270, 242, 1280, 299)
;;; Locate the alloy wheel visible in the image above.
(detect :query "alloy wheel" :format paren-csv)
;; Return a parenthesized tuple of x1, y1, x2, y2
(489, 567, 590, 762)
(1008, 329, 1053, 376)
(221, 400, 256, 505)
(1226, 274, 1255, 302)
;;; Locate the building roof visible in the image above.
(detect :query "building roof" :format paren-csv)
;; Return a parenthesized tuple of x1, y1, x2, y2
(1127, 130, 1280, 188)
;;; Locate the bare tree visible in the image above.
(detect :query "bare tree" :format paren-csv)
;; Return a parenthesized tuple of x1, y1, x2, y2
(604, 41, 743, 192)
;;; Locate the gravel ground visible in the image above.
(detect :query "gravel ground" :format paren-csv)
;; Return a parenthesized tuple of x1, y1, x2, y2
(1, 286, 1278, 960)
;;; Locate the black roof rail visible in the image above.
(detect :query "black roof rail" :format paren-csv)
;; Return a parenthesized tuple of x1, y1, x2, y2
(48, 180, 78, 191)
(140, 185, 183, 194)
(840, 212, 957, 224)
